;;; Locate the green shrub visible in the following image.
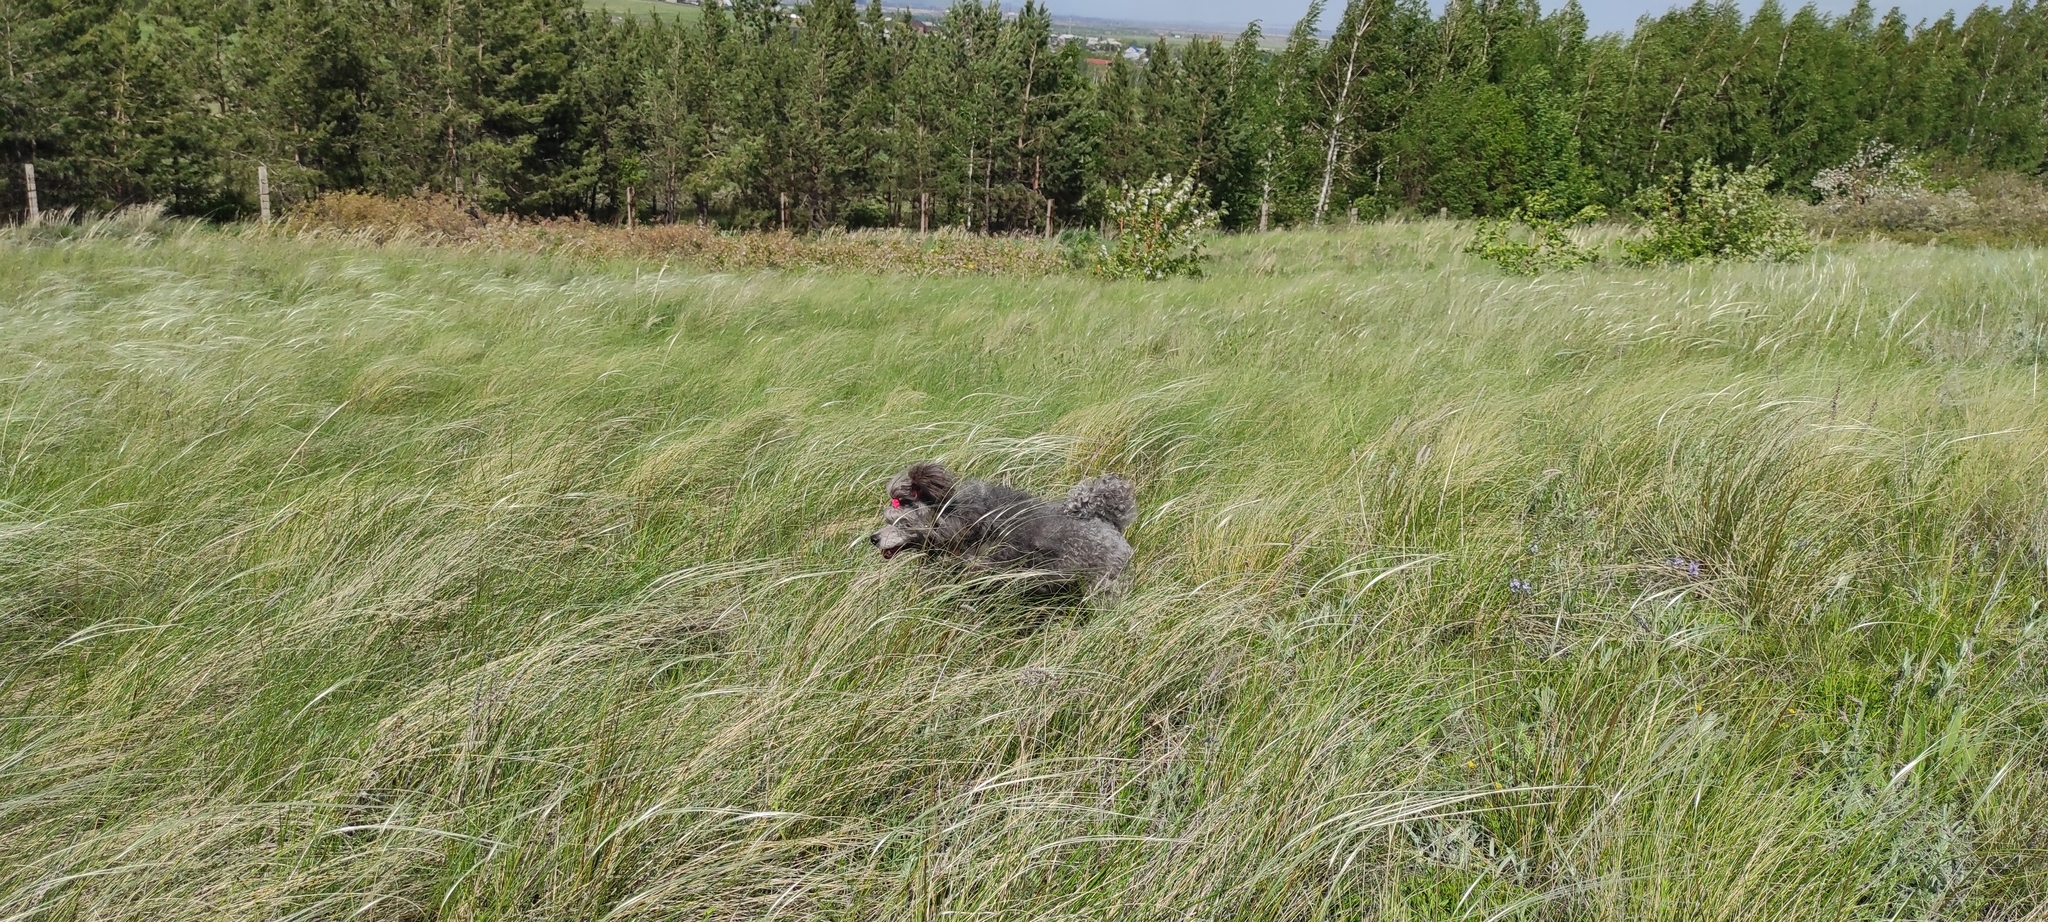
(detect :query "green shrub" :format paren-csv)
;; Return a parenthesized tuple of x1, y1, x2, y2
(1095, 174, 1219, 280)
(1623, 160, 1811, 265)
(1464, 191, 1606, 274)
(1057, 227, 1105, 270)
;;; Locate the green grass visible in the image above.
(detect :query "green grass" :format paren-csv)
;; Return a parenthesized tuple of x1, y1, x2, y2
(583, 0, 701, 23)
(3, 216, 2047, 920)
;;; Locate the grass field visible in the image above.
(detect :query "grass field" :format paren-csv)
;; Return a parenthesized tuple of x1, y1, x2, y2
(3, 218, 2046, 920)
(583, 0, 701, 23)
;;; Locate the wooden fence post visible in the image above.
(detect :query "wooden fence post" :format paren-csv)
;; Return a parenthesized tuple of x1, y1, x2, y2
(257, 164, 272, 224)
(1044, 197, 1054, 238)
(626, 185, 635, 230)
(919, 192, 929, 233)
(23, 163, 38, 224)
(779, 193, 788, 233)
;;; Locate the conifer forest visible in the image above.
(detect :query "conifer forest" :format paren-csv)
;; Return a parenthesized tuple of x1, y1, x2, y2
(3, 0, 2045, 230)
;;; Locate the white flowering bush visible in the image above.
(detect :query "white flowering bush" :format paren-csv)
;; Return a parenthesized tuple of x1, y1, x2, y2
(1096, 174, 1219, 280)
(1813, 141, 1927, 206)
(1809, 141, 1975, 234)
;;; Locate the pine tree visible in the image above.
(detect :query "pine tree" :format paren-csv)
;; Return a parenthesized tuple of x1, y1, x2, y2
(1094, 54, 1147, 201)
(1214, 23, 1274, 229)
(893, 16, 961, 231)
(786, 0, 869, 228)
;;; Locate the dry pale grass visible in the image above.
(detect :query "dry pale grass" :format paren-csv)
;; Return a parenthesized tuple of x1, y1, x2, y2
(283, 191, 1069, 276)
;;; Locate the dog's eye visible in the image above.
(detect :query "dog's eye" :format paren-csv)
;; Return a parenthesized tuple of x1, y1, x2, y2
(890, 497, 903, 508)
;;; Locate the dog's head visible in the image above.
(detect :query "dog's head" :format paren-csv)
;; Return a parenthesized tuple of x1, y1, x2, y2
(870, 461, 955, 560)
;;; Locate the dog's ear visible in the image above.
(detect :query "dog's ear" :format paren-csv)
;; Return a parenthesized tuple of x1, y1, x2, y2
(905, 462, 955, 504)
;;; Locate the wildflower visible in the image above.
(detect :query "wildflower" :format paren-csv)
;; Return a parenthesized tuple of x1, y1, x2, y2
(1667, 556, 1701, 577)
(1509, 578, 1533, 596)
(1528, 541, 1540, 554)
(1465, 760, 1477, 768)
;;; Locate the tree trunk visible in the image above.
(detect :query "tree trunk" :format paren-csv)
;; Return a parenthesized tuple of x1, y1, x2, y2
(1258, 148, 1275, 232)
(1315, 6, 1375, 225)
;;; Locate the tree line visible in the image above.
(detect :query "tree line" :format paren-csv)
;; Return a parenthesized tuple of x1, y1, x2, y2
(3, 0, 2044, 232)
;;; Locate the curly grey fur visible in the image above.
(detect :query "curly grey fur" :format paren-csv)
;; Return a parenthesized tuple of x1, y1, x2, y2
(870, 462, 1137, 599)
(1063, 474, 1138, 531)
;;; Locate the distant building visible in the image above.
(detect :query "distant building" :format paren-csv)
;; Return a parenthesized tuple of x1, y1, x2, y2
(1122, 45, 1147, 62)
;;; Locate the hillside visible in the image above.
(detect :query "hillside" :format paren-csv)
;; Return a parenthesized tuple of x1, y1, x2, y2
(586, 0, 705, 21)
(580, 0, 1268, 48)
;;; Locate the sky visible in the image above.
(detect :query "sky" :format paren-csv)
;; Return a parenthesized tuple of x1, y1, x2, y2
(1051, 0, 1973, 36)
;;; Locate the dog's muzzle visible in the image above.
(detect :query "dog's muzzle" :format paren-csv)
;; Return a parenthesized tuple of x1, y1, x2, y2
(869, 532, 899, 559)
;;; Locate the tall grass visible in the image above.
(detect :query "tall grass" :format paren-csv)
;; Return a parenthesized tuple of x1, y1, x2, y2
(2, 221, 2045, 920)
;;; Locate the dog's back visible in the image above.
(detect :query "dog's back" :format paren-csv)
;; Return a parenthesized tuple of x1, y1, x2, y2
(983, 476, 1134, 598)
(1064, 474, 1138, 531)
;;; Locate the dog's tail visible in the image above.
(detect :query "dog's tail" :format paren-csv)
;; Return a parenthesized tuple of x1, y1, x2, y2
(1065, 474, 1138, 532)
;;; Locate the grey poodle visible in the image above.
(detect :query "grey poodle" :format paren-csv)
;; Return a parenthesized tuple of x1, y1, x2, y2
(868, 462, 1137, 599)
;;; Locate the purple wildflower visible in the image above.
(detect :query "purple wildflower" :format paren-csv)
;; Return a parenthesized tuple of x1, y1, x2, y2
(1509, 578, 1533, 596)
(1667, 556, 1701, 577)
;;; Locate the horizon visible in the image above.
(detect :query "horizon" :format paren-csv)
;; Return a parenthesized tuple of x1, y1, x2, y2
(1029, 0, 1982, 36)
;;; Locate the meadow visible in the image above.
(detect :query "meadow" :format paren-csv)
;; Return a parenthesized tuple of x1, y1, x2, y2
(582, 0, 703, 23)
(2, 217, 2045, 920)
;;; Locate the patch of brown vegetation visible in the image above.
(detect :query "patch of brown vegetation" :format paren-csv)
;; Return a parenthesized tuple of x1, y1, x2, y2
(283, 192, 1067, 275)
